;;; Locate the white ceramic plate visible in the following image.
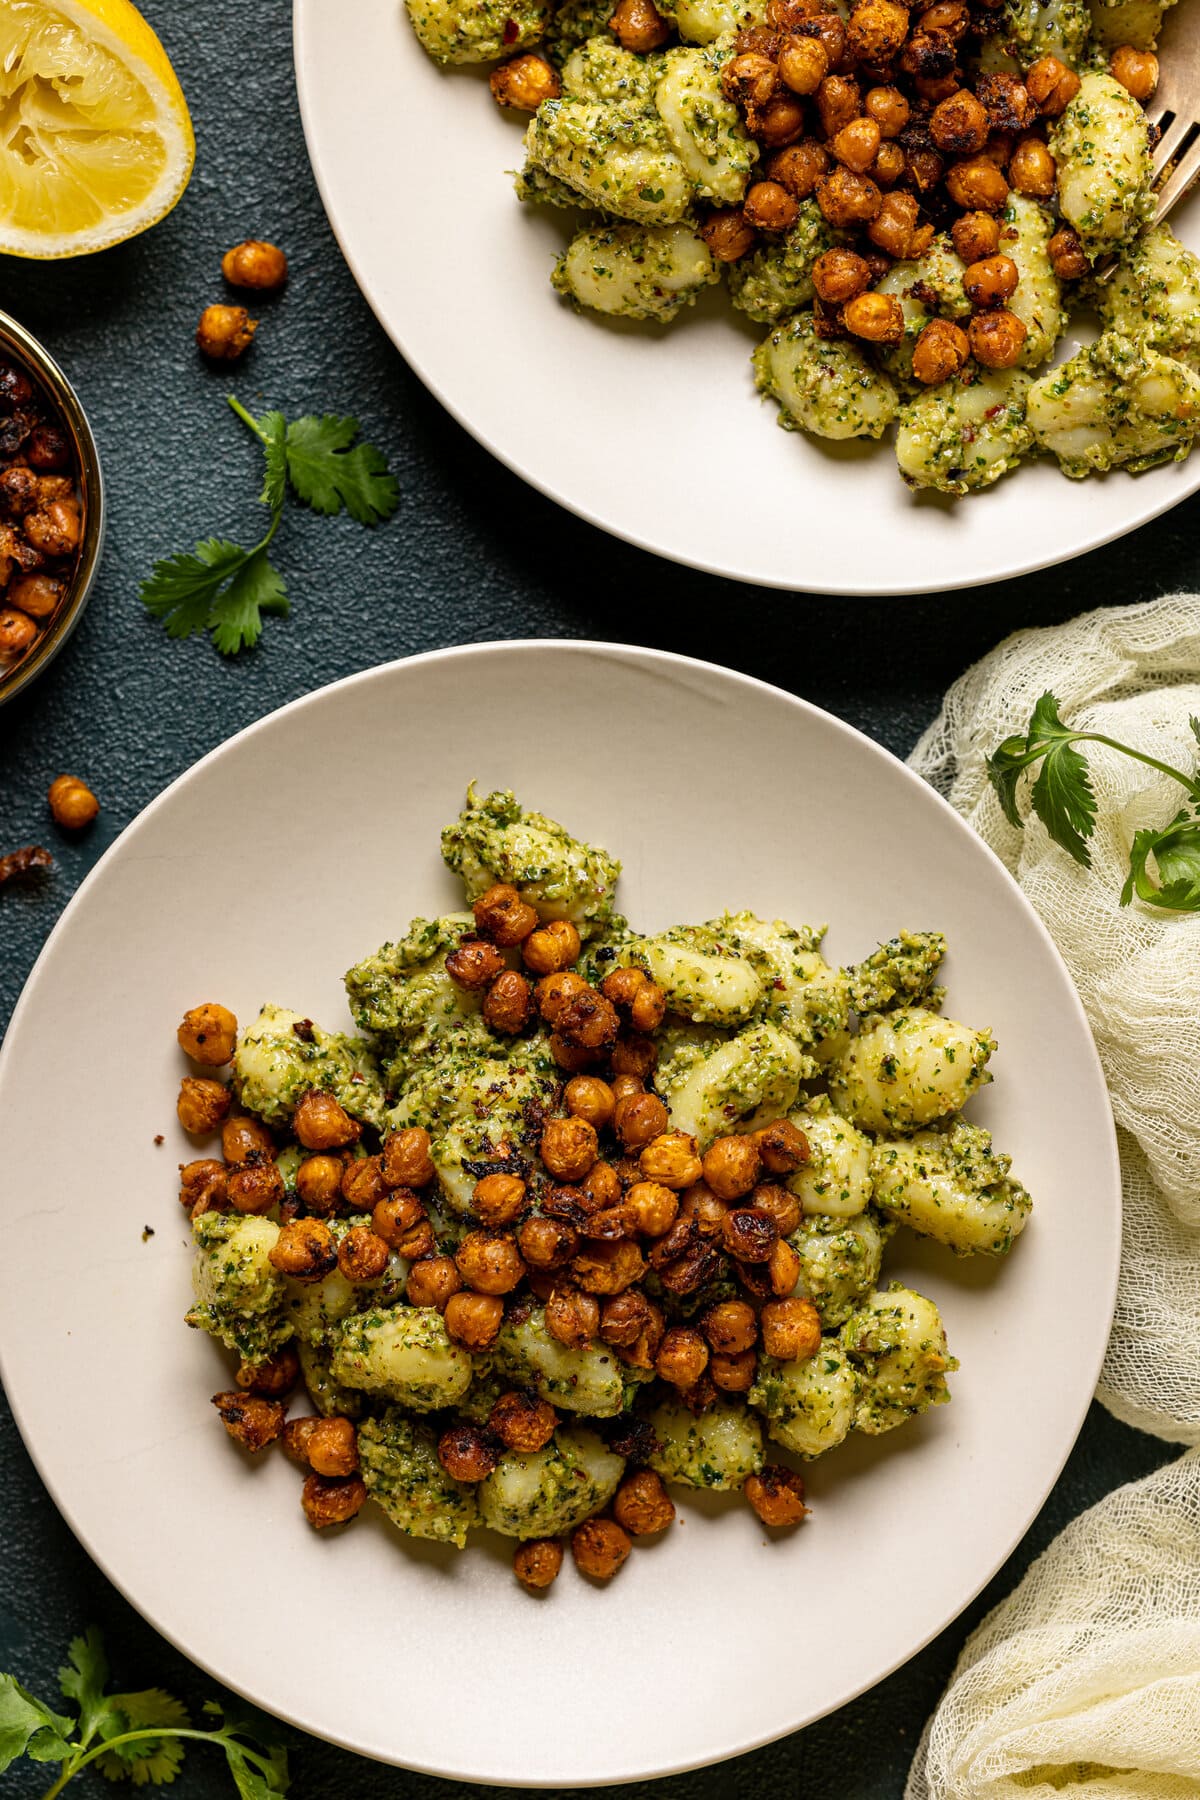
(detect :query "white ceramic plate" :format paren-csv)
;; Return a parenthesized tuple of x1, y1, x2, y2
(0, 643, 1119, 1786)
(293, 0, 1200, 595)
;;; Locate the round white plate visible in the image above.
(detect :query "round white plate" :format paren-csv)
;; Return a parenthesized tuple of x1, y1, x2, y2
(0, 642, 1119, 1786)
(293, 1, 1200, 595)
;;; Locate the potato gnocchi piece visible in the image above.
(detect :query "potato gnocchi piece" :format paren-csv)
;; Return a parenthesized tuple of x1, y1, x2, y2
(830, 1006, 995, 1134)
(659, 1021, 809, 1147)
(841, 1285, 956, 1434)
(404, 0, 550, 62)
(331, 1306, 474, 1411)
(896, 368, 1033, 495)
(553, 220, 720, 322)
(478, 1427, 625, 1536)
(186, 1213, 290, 1363)
(991, 0, 1090, 67)
(441, 785, 622, 936)
(999, 193, 1067, 371)
(359, 1410, 481, 1547)
(655, 0, 766, 44)
(523, 97, 692, 225)
(647, 1399, 765, 1489)
(709, 912, 851, 1054)
(514, 164, 594, 209)
(297, 1338, 366, 1420)
(872, 238, 967, 386)
(560, 37, 663, 103)
(1027, 331, 1200, 477)
(870, 1120, 1033, 1256)
(727, 201, 844, 324)
(545, 0, 620, 61)
(1091, 224, 1200, 369)
(786, 1094, 875, 1219)
(633, 924, 764, 1024)
(493, 1307, 635, 1415)
(755, 312, 901, 441)
(749, 1346, 859, 1458)
(343, 912, 483, 1051)
(1051, 72, 1153, 256)
(789, 1209, 889, 1327)
(234, 1003, 387, 1131)
(1087, 0, 1175, 53)
(848, 930, 946, 1015)
(654, 45, 758, 205)
(424, 1041, 561, 1213)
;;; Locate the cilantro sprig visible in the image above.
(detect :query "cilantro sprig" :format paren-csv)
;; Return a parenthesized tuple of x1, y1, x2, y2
(0, 1626, 290, 1797)
(141, 396, 399, 655)
(987, 691, 1200, 912)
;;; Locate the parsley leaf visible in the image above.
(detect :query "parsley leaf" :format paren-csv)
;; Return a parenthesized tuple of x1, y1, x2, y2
(255, 411, 289, 513)
(208, 550, 289, 656)
(1121, 812, 1200, 910)
(1026, 693, 1098, 868)
(284, 414, 400, 524)
(0, 1676, 74, 1771)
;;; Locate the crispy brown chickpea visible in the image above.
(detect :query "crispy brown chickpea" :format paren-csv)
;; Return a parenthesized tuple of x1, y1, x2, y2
(867, 189, 919, 255)
(951, 209, 1001, 262)
(656, 1325, 710, 1387)
(711, 1349, 758, 1391)
(282, 1415, 321, 1465)
(546, 1283, 600, 1348)
(212, 1391, 286, 1451)
(565, 1075, 616, 1131)
(816, 72, 860, 137)
(610, 1033, 658, 1080)
(722, 1205, 779, 1263)
(968, 306, 1027, 367)
(196, 303, 256, 361)
(614, 1090, 669, 1150)
(395, 1217, 436, 1259)
(536, 970, 591, 1025)
(293, 1153, 343, 1213)
(179, 1158, 228, 1214)
(843, 291, 905, 344)
(702, 1134, 763, 1202)
(236, 1343, 300, 1397)
(609, 1073, 645, 1105)
(919, 0, 969, 36)
(980, 127, 1015, 165)
(372, 1191, 426, 1248)
(722, 50, 780, 112)
(629, 981, 667, 1035)
(572, 1516, 632, 1580)
(963, 251, 1019, 307)
(514, 1538, 564, 1589)
(766, 138, 830, 197)
(444, 1290, 505, 1350)
(177, 1076, 231, 1136)
(270, 1217, 337, 1278)
(406, 1254, 462, 1308)
(26, 424, 70, 470)
(1047, 225, 1089, 280)
(911, 316, 970, 382)
(523, 919, 582, 975)
(601, 966, 647, 1011)
(1008, 134, 1056, 196)
(678, 1180, 730, 1238)
(518, 1213, 579, 1268)
(483, 970, 533, 1034)
(761, 1295, 822, 1360)
(579, 1204, 637, 1241)
(700, 208, 759, 262)
(865, 85, 910, 136)
(221, 1115, 274, 1164)
(24, 498, 81, 556)
(766, 1234, 803, 1297)
(929, 89, 989, 154)
(846, 0, 909, 59)
(742, 180, 801, 230)
(557, 988, 621, 1053)
(639, 1131, 702, 1190)
(1111, 43, 1157, 100)
(816, 166, 882, 225)
(309, 1415, 359, 1477)
(702, 1299, 759, 1354)
(626, 1179, 679, 1236)
(490, 1391, 558, 1453)
(42, 774, 98, 834)
(976, 71, 1037, 132)
(226, 1157, 285, 1215)
(8, 573, 64, 621)
(831, 115, 883, 174)
(221, 239, 288, 291)
(795, 12, 847, 73)
(338, 1225, 390, 1282)
(541, 1116, 599, 1181)
(301, 1472, 367, 1528)
(871, 139, 907, 185)
(909, 222, 935, 256)
(754, 1120, 809, 1176)
(456, 1231, 527, 1295)
(474, 1172, 528, 1225)
(489, 50, 561, 110)
(472, 881, 539, 945)
(743, 1183, 798, 1238)
(613, 1468, 675, 1535)
(579, 1161, 623, 1211)
(755, 92, 807, 146)
(778, 32, 829, 94)
(571, 1237, 645, 1295)
(340, 1154, 387, 1212)
(177, 1001, 237, 1066)
(945, 156, 1008, 209)
(381, 1126, 436, 1189)
(446, 938, 506, 990)
(438, 1421, 500, 1482)
(598, 1288, 654, 1347)
(611, 0, 671, 48)
(293, 1088, 360, 1151)
(1025, 53, 1080, 115)
(745, 1464, 809, 1527)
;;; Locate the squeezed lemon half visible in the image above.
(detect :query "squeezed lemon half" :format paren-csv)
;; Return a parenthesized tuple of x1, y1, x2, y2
(0, 0, 194, 257)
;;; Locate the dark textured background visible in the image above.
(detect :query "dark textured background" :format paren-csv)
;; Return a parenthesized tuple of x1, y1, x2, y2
(0, 2, 1189, 1793)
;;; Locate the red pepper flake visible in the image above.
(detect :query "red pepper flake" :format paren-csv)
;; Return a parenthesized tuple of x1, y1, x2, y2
(292, 1018, 316, 1043)
(502, 16, 519, 40)
(0, 844, 53, 886)
(154, 1134, 165, 1146)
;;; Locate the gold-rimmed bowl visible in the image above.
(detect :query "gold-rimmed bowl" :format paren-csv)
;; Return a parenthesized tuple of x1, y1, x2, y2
(0, 309, 104, 708)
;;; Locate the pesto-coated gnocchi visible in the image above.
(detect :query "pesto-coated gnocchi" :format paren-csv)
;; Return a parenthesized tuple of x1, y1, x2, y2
(1027, 330, 1200, 476)
(494, 1307, 636, 1415)
(1051, 72, 1153, 255)
(234, 1003, 387, 1130)
(405, 0, 550, 62)
(830, 1007, 996, 1133)
(552, 220, 719, 322)
(359, 1410, 482, 1546)
(896, 370, 1034, 495)
(749, 1347, 859, 1458)
(478, 1428, 625, 1536)
(754, 313, 900, 442)
(842, 1286, 957, 1435)
(786, 1094, 875, 1219)
(332, 1306, 474, 1410)
(870, 1121, 1033, 1256)
(726, 202, 843, 324)
(647, 1399, 765, 1489)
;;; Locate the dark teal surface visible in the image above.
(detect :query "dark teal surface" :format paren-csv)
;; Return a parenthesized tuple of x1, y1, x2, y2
(0, 4, 1186, 1793)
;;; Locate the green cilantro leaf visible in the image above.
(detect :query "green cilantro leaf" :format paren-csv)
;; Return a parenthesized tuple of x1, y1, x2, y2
(284, 414, 400, 524)
(986, 731, 1040, 830)
(1026, 695, 1097, 869)
(0, 1676, 74, 1771)
(141, 540, 251, 642)
(208, 550, 289, 656)
(255, 411, 289, 513)
(1121, 812, 1200, 911)
(59, 1627, 112, 1747)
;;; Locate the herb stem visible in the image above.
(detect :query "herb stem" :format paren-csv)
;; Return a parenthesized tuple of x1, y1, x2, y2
(37, 1725, 250, 1798)
(226, 394, 270, 443)
(1062, 731, 1200, 804)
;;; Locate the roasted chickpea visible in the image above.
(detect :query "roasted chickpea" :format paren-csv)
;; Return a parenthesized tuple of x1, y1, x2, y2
(557, 988, 620, 1054)
(701, 1134, 763, 1202)
(446, 938, 506, 990)
(1110, 44, 1157, 100)
(629, 982, 667, 1035)
(406, 1254, 462, 1309)
(337, 1224, 390, 1282)
(539, 1116, 597, 1181)
(929, 89, 988, 154)
(614, 1090, 669, 1151)
(1008, 134, 1056, 196)
(744, 1185, 798, 1242)
(867, 189, 919, 255)
(816, 72, 860, 137)
(536, 969, 591, 1025)
(472, 881, 539, 945)
(702, 1299, 758, 1354)
(444, 1290, 505, 1350)
(609, 1073, 645, 1104)
(778, 32, 829, 94)
(301, 1472, 367, 1528)
(564, 1075, 615, 1131)
(381, 1126, 436, 1189)
(950, 209, 1000, 263)
(613, 1468, 675, 1535)
(865, 85, 909, 136)
(551, 1034, 590, 1079)
(656, 1325, 709, 1388)
(700, 208, 758, 261)
(570, 1236, 645, 1295)
(722, 1206, 779, 1263)
(904, 142, 945, 193)
(270, 1217, 337, 1278)
(795, 12, 847, 73)
(221, 238, 288, 291)
(179, 1158, 228, 1215)
(196, 303, 256, 361)
(221, 1115, 274, 1165)
(766, 138, 830, 196)
(963, 251, 1019, 307)
(755, 92, 807, 145)
(293, 1153, 343, 1213)
(483, 969, 533, 1034)
(945, 156, 1008, 209)
(579, 1161, 623, 1211)
(766, 1234, 803, 1297)
(598, 1288, 654, 1347)
(518, 1212, 579, 1268)
(761, 1295, 821, 1360)
(395, 1217, 436, 1259)
(236, 1343, 300, 1397)
(1025, 53, 1080, 115)
(1047, 225, 1089, 280)
(741, 179, 800, 231)
(846, 0, 908, 60)
(24, 499, 80, 556)
(637, 1131, 701, 1191)
(514, 1538, 564, 1589)
(523, 919, 582, 974)
(968, 306, 1027, 367)
(227, 1157, 285, 1215)
(176, 1001, 236, 1066)
(843, 291, 905, 343)
(911, 316, 970, 383)
(610, 1033, 658, 1079)
(212, 1391, 285, 1452)
(918, 0, 968, 36)
(456, 1230, 526, 1295)
(579, 1204, 637, 1241)
(572, 1516, 632, 1579)
(309, 1415, 359, 1477)
(339, 1154, 386, 1212)
(8, 573, 63, 621)
(42, 774, 98, 834)
(489, 50, 561, 110)
(598, 964, 643, 1008)
(473, 1172, 528, 1225)
(832, 115, 883, 175)
(282, 1415, 320, 1465)
(745, 1464, 809, 1527)
(177, 1076, 231, 1136)
(678, 1180, 729, 1239)
(437, 1422, 500, 1483)
(546, 1283, 600, 1347)
(25, 422, 70, 470)
(816, 166, 882, 224)
(293, 1088, 360, 1151)
(490, 1391, 558, 1453)
(372, 1191, 426, 1248)
(909, 222, 935, 256)
(812, 248, 870, 308)
(610, 0, 671, 48)
(711, 1349, 758, 1391)
(871, 139, 906, 185)
(626, 1179, 679, 1236)
(722, 51, 780, 112)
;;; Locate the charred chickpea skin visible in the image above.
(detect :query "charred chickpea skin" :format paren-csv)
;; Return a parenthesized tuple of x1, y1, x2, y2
(489, 51, 561, 110)
(678, 1180, 729, 1239)
(754, 1120, 808, 1176)
(702, 1299, 759, 1354)
(179, 1158, 227, 1215)
(722, 1205, 780, 1263)
(444, 1290, 504, 1350)
(711, 1349, 758, 1391)
(309, 1416, 359, 1477)
(702, 1134, 763, 1201)
(739, 178, 801, 232)
(656, 1324, 710, 1387)
(579, 1160, 623, 1211)
(572, 1517, 632, 1580)
(761, 1296, 822, 1360)
(222, 1114, 274, 1163)
(406, 1254, 462, 1308)
(766, 1234, 804, 1298)
(483, 969, 533, 1033)
(614, 1090, 669, 1151)
(282, 1415, 320, 1466)
(337, 1225, 390, 1282)
(546, 1283, 600, 1348)
(438, 1422, 500, 1482)
(301, 1473, 367, 1528)
(270, 1218, 337, 1279)
(614, 1469, 676, 1536)
(1111, 44, 1158, 100)
(541, 1116, 599, 1181)
(489, 1390, 559, 1452)
(295, 1153, 345, 1213)
(177, 1077, 231, 1136)
(571, 1237, 645, 1295)
(381, 1126, 436, 1189)
(514, 1538, 564, 1589)
(456, 1231, 527, 1295)
(748, 1182, 801, 1237)
(1025, 54, 1080, 115)
(445, 938, 506, 990)
(968, 307, 1027, 368)
(639, 1130, 702, 1190)
(47, 775, 99, 830)
(177, 1002, 237, 1066)
(518, 1213, 579, 1268)
(212, 1391, 286, 1451)
(846, 0, 909, 60)
(221, 240, 288, 290)
(556, 987, 620, 1054)
(817, 167, 882, 226)
(722, 52, 779, 113)
(236, 1343, 300, 1397)
(700, 209, 758, 262)
(196, 303, 256, 361)
(963, 252, 1019, 307)
(293, 1088, 361, 1150)
(610, 0, 671, 51)
(536, 969, 591, 1024)
(341, 1155, 387, 1212)
(745, 1465, 809, 1528)
(945, 156, 1009, 210)
(868, 190, 920, 256)
(372, 1191, 427, 1249)
(843, 292, 905, 344)
(951, 210, 1001, 263)
(913, 317, 970, 382)
(1008, 135, 1056, 198)
(930, 90, 990, 155)
(766, 139, 830, 197)
(599, 1288, 655, 1347)
(1048, 227, 1089, 280)
(226, 1158, 285, 1215)
(474, 1172, 528, 1225)
(472, 881, 539, 946)
(396, 1217, 436, 1258)
(522, 919, 581, 975)
(25, 497, 81, 557)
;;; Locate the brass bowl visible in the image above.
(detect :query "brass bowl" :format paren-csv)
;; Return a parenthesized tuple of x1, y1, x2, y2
(0, 309, 104, 708)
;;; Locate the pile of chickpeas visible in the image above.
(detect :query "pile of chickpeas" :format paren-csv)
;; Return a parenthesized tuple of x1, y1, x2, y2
(174, 881, 827, 1589)
(0, 359, 82, 680)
